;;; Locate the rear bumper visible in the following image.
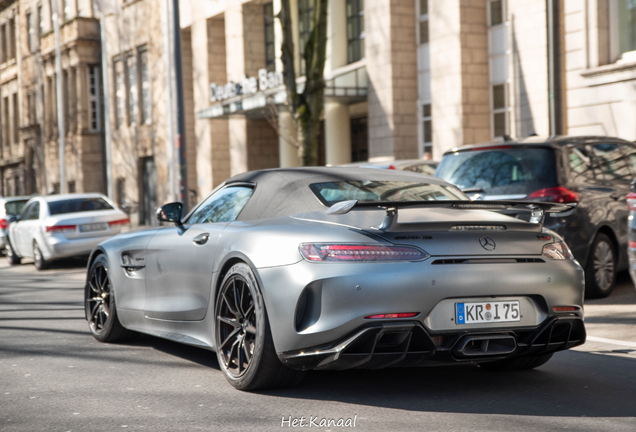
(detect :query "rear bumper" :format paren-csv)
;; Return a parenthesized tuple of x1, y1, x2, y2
(42, 234, 113, 260)
(278, 316, 586, 370)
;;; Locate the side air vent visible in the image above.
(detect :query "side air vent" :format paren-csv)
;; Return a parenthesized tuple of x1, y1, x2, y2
(432, 258, 545, 265)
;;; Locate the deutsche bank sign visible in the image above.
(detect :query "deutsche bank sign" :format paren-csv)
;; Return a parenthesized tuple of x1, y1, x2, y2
(210, 69, 284, 102)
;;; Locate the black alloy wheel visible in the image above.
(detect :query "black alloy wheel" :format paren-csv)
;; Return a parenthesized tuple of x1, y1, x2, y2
(214, 263, 304, 391)
(216, 272, 257, 379)
(85, 254, 129, 342)
(585, 233, 616, 298)
(33, 242, 48, 270)
(5, 242, 21, 265)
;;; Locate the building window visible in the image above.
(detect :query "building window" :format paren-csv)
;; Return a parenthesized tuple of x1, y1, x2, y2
(116, 177, 126, 209)
(2, 97, 9, 153)
(264, 3, 276, 72)
(27, 12, 36, 53)
(418, 0, 429, 45)
(63, 0, 72, 21)
(63, 69, 69, 133)
(114, 59, 125, 128)
(0, 24, 6, 64)
(422, 103, 432, 154)
(298, 0, 313, 75)
(28, 91, 37, 125)
(67, 181, 76, 193)
(87, 65, 101, 132)
(139, 48, 151, 124)
(8, 18, 16, 61)
(12, 93, 19, 145)
(126, 54, 138, 125)
(48, 0, 53, 31)
(346, 0, 365, 63)
(609, 0, 636, 60)
(488, 0, 510, 138)
(38, 4, 44, 36)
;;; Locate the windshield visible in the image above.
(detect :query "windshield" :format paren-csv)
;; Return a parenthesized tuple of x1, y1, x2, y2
(436, 147, 558, 196)
(4, 200, 29, 215)
(48, 198, 114, 215)
(310, 181, 468, 206)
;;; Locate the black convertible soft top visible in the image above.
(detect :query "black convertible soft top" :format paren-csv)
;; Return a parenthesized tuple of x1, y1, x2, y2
(227, 167, 448, 221)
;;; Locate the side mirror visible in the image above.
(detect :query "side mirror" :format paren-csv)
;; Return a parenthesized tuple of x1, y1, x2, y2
(156, 202, 183, 227)
(6, 215, 19, 223)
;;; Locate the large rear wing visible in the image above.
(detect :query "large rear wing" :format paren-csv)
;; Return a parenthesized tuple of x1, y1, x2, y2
(326, 200, 576, 231)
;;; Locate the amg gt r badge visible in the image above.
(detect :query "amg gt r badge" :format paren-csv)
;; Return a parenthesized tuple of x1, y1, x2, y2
(479, 236, 496, 251)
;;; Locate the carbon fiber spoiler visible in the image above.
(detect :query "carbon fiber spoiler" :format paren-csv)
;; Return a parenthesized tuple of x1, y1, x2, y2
(326, 200, 577, 231)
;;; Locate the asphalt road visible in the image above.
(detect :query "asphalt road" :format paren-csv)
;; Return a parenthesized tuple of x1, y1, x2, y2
(1, 258, 635, 432)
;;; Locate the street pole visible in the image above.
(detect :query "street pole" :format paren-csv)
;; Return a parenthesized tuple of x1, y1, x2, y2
(163, 0, 175, 202)
(51, 0, 66, 194)
(171, 0, 188, 211)
(100, 12, 113, 200)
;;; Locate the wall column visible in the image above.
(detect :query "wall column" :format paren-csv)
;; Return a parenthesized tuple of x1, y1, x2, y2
(324, 101, 351, 165)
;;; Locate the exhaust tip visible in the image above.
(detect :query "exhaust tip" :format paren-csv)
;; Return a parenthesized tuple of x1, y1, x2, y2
(453, 334, 516, 357)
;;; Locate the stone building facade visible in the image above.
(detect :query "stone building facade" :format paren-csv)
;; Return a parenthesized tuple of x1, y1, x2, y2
(0, 0, 105, 199)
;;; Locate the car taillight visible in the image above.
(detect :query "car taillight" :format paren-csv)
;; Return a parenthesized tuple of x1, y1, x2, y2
(299, 243, 429, 262)
(542, 240, 574, 260)
(553, 306, 578, 312)
(0, 218, 8, 230)
(365, 312, 419, 319)
(109, 218, 130, 227)
(527, 186, 579, 203)
(46, 225, 77, 233)
(627, 193, 636, 211)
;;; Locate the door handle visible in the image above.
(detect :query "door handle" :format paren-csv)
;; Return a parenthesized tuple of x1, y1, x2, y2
(193, 233, 210, 245)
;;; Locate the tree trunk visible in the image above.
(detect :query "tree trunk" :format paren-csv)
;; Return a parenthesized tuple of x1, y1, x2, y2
(279, 0, 328, 166)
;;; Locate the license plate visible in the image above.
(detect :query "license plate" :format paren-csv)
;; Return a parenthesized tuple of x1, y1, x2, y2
(456, 301, 520, 325)
(80, 223, 108, 233)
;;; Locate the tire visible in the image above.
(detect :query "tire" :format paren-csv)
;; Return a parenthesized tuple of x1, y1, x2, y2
(214, 263, 305, 391)
(5, 242, 21, 265)
(33, 242, 49, 271)
(479, 353, 554, 371)
(585, 233, 616, 298)
(85, 254, 130, 342)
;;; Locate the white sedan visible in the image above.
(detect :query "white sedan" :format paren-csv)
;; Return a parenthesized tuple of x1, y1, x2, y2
(5, 193, 130, 270)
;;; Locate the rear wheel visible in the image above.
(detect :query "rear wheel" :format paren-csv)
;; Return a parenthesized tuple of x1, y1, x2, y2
(585, 233, 616, 298)
(33, 242, 49, 271)
(85, 254, 129, 342)
(5, 242, 21, 265)
(215, 263, 304, 391)
(479, 353, 554, 371)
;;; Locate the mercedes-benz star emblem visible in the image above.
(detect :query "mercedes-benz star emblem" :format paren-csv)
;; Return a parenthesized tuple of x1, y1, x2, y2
(479, 236, 496, 251)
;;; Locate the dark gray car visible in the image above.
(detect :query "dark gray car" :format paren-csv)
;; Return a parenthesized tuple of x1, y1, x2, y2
(436, 136, 636, 298)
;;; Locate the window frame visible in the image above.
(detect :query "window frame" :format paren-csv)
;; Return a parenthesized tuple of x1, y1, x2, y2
(346, 0, 365, 64)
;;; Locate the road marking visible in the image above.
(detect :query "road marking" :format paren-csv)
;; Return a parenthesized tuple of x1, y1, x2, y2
(587, 336, 636, 348)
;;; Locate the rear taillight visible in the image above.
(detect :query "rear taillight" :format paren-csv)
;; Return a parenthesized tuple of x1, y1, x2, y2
(108, 218, 130, 227)
(46, 225, 77, 233)
(527, 186, 579, 203)
(553, 306, 578, 312)
(299, 244, 429, 262)
(365, 312, 419, 319)
(627, 193, 636, 211)
(0, 218, 8, 230)
(629, 241, 636, 249)
(542, 240, 574, 260)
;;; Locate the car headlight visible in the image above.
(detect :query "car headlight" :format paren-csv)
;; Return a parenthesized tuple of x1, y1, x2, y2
(542, 241, 574, 260)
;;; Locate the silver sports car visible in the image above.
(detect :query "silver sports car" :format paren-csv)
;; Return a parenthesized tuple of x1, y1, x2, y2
(85, 168, 586, 391)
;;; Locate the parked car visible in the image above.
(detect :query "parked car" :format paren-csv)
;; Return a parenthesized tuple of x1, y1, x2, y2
(341, 159, 438, 176)
(0, 196, 31, 254)
(626, 180, 636, 288)
(84, 167, 584, 391)
(5, 193, 130, 270)
(436, 136, 636, 298)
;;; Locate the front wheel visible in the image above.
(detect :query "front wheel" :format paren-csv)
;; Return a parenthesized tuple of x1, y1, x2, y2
(5, 242, 21, 265)
(214, 263, 304, 391)
(585, 233, 616, 298)
(85, 254, 129, 342)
